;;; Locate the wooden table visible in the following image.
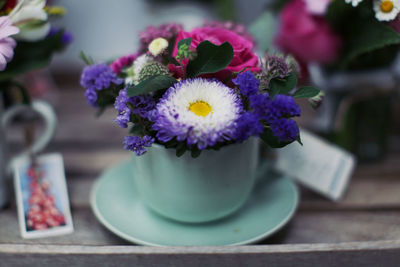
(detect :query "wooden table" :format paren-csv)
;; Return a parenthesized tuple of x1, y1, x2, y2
(1, 82, 400, 266)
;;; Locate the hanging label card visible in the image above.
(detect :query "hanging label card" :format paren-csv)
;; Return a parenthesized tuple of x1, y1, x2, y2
(273, 130, 356, 201)
(13, 153, 74, 238)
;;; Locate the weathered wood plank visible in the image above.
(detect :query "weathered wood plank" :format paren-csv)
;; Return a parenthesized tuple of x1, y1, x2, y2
(62, 172, 400, 210)
(1, 205, 400, 245)
(0, 241, 400, 267)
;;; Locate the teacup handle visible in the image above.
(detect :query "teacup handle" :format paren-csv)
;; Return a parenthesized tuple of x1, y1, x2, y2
(2, 100, 57, 164)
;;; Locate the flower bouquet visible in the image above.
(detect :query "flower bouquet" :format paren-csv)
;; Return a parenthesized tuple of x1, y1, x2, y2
(81, 22, 319, 223)
(0, 0, 71, 209)
(0, 0, 72, 105)
(272, 0, 400, 161)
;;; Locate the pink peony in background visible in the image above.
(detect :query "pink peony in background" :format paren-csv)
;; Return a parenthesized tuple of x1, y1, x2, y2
(0, 16, 19, 71)
(275, 0, 341, 65)
(304, 0, 331, 15)
(169, 27, 260, 81)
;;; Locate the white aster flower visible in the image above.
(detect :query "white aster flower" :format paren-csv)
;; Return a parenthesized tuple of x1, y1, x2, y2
(153, 78, 243, 150)
(124, 54, 151, 85)
(148, 37, 168, 56)
(373, 0, 400, 21)
(9, 0, 50, 41)
(345, 0, 364, 7)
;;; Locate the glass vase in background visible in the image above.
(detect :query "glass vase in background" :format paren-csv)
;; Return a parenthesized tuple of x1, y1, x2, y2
(308, 56, 400, 162)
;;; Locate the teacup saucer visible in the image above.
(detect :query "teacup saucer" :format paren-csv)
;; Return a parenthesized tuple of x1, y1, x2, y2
(90, 159, 298, 246)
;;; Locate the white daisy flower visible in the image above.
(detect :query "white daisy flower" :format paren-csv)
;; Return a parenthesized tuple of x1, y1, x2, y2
(124, 54, 151, 85)
(373, 0, 400, 21)
(345, 0, 364, 7)
(152, 78, 243, 149)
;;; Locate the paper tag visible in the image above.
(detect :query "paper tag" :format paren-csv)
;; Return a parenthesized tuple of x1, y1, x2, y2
(13, 153, 74, 238)
(273, 130, 356, 201)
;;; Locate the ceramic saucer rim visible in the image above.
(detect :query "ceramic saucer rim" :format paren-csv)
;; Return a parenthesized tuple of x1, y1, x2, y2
(90, 159, 299, 246)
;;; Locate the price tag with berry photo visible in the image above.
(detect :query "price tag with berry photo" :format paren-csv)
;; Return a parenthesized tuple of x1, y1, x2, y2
(13, 153, 73, 239)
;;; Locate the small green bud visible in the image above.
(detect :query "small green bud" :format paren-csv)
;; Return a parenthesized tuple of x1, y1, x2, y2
(138, 61, 170, 83)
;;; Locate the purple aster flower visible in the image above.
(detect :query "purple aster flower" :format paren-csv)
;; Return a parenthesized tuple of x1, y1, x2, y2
(114, 88, 156, 128)
(270, 118, 299, 142)
(123, 135, 155, 156)
(234, 112, 264, 142)
(232, 71, 260, 97)
(80, 63, 123, 107)
(152, 78, 242, 150)
(139, 23, 183, 52)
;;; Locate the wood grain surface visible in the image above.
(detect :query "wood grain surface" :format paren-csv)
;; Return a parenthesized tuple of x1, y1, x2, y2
(1, 83, 399, 266)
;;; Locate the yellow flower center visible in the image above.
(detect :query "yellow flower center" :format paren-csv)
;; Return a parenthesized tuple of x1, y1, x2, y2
(381, 1, 394, 13)
(189, 101, 212, 117)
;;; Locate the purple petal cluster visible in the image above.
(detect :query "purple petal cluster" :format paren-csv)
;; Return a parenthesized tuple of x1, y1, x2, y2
(270, 119, 299, 142)
(80, 63, 123, 107)
(233, 72, 301, 143)
(232, 71, 260, 97)
(139, 23, 183, 52)
(266, 55, 290, 79)
(48, 27, 74, 44)
(114, 88, 156, 128)
(123, 135, 155, 156)
(234, 112, 264, 142)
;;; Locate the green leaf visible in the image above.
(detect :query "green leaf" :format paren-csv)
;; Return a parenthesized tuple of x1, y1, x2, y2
(80, 51, 95, 65)
(130, 124, 143, 135)
(249, 11, 278, 53)
(0, 1, 6, 10)
(326, 0, 400, 69)
(177, 38, 192, 49)
(260, 128, 295, 148)
(341, 20, 400, 69)
(0, 30, 67, 81)
(292, 86, 320, 98)
(176, 143, 187, 157)
(269, 73, 297, 97)
(191, 147, 202, 158)
(127, 75, 177, 97)
(186, 41, 233, 78)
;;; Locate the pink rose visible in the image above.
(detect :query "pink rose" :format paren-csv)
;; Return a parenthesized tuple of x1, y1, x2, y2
(275, 0, 341, 65)
(169, 27, 260, 81)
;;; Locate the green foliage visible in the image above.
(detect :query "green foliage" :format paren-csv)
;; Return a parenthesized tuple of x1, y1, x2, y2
(0, 0, 6, 10)
(260, 128, 295, 148)
(177, 38, 192, 49)
(269, 73, 297, 97)
(186, 41, 233, 78)
(292, 86, 320, 98)
(326, 0, 400, 69)
(138, 61, 170, 83)
(249, 11, 278, 53)
(80, 51, 95, 65)
(127, 75, 177, 97)
(0, 30, 67, 81)
(130, 124, 144, 135)
(175, 143, 187, 157)
(176, 38, 196, 61)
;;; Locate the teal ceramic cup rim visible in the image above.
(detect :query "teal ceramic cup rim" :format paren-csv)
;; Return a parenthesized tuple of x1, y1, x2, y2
(130, 138, 263, 223)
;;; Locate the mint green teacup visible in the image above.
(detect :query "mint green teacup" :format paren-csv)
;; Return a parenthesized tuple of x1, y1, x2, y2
(131, 138, 261, 223)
